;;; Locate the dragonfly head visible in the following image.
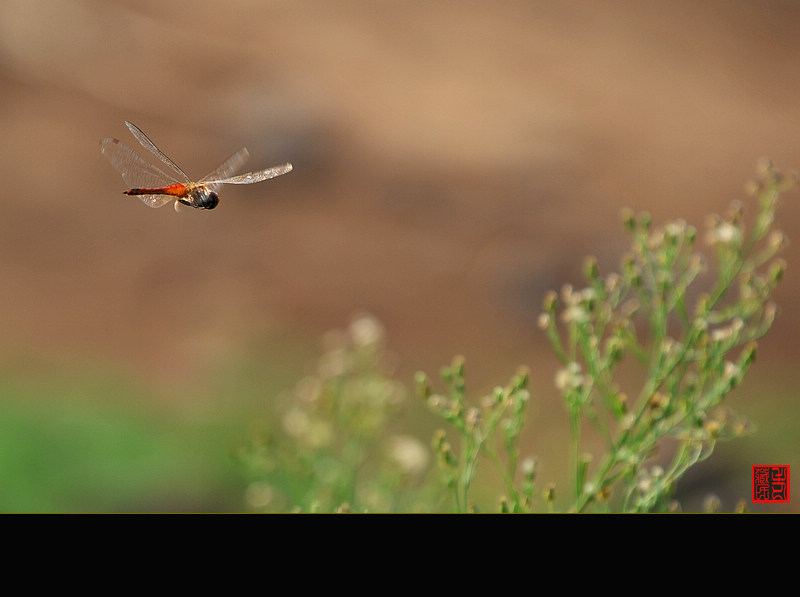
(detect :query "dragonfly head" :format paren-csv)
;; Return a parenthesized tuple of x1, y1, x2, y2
(190, 187, 220, 210)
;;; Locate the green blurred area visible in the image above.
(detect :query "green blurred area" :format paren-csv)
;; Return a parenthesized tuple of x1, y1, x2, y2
(0, 399, 234, 513)
(670, 363, 800, 513)
(0, 345, 310, 513)
(1, 347, 795, 513)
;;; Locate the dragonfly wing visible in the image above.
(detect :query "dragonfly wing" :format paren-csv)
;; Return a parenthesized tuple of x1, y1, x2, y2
(198, 148, 250, 192)
(125, 121, 192, 183)
(204, 162, 293, 185)
(138, 195, 177, 209)
(100, 138, 182, 189)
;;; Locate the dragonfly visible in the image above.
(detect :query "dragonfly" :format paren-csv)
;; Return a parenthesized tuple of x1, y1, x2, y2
(100, 121, 292, 211)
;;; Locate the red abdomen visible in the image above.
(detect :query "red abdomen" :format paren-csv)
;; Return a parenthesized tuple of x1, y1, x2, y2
(124, 183, 189, 197)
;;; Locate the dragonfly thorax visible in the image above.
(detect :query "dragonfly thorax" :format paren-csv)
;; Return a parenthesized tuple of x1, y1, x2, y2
(185, 187, 220, 210)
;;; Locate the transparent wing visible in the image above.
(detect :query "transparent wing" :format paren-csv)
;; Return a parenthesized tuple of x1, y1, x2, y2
(125, 121, 192, 183)
(138, 195, 177, 209)
(203, 162, 293, 185)
(198, 148, 250, 192)
(100, 137, 181, 188)
(99, 138, 178, 208)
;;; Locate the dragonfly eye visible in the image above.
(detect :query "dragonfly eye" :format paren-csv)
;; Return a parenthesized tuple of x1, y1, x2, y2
(192, 188, 219, 209)
(204, 191, 220, 210)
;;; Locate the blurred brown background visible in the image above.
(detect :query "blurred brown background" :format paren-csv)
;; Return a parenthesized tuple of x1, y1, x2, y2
(1, 0, 798, 511)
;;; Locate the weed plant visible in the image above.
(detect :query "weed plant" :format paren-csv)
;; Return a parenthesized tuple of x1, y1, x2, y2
(241, 160, 792, 512)
(238, 315, 439, 512)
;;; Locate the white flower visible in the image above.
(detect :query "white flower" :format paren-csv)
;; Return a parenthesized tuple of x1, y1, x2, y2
(465, 407, 481, 429)
(560, 287, 596, 324)
(521, 457, 537, 478)
(349, 313, 385, 347)
(723, 361, 741, 381)
(710, 318, 743, 343)
(282, 407, 310, 438)
(537, 313, 551, 330)
(555, 362, 584, 391)
(705, 221, 742, 246)
(245, 482, 274, 509)
(388, 435, 429, 475)
(664, 219, 687, 238)
(562, 304, 590, 324)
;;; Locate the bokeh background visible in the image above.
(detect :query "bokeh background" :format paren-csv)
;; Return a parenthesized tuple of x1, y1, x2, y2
(1, 0, 798, 512)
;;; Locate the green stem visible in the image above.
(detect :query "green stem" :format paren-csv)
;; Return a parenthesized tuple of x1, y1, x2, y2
(571, 411, 581, 504)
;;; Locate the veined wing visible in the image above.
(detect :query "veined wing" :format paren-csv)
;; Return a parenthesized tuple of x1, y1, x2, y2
(99, 138, 180, 209)
(125, 121, 192, 183)
(100, 137, 182, 189)
(137, 194, 178, 209)
(203, 162, 293, 185)
(198, 148, 250, 192)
